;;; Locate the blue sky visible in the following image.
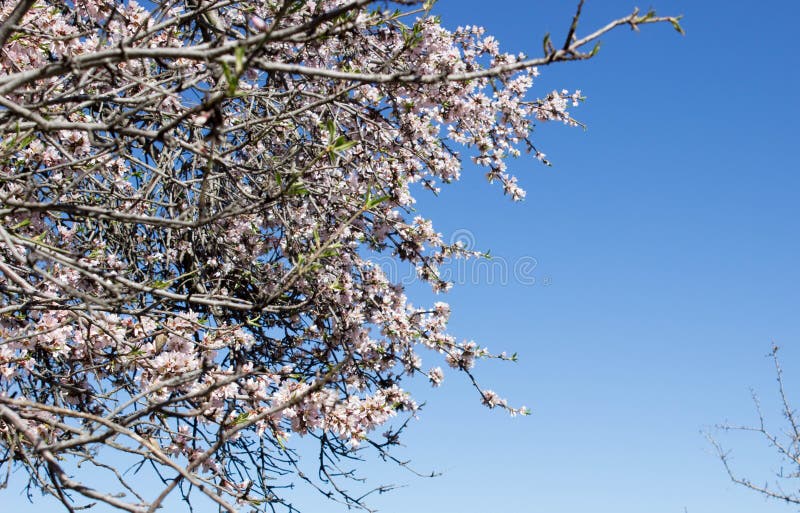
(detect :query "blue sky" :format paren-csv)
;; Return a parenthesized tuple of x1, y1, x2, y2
(8, 1, 800, 512)
(361, 1, 800, 512)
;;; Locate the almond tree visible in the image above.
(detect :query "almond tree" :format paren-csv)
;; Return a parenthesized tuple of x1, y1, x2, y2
(0, 1, 682, 511)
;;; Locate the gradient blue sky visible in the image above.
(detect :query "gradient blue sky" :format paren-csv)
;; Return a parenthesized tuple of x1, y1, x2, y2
(387, 1, 800, 512)
(9, 1, 800, 512)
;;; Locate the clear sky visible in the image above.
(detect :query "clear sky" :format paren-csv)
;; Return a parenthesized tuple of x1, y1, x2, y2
(380, 1, 800, 512)
(8, 1, 800, 512)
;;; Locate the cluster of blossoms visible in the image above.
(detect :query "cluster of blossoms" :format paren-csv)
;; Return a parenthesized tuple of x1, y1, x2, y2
(0, 0, 679, 511)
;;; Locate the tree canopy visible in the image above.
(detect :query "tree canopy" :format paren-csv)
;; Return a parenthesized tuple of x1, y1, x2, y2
(0, 1, 681, 511)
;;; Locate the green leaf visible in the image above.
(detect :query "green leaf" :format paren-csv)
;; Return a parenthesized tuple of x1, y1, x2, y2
(670, 18, 686, 35)
(320, 244, 342, 258)
(221, 62, 233, 84)
(11, 219, 30, 230)
(221, 62, 238, 95)
(15, 134, 35, 150)
(286, 180, 309, 196)
(324, 119, 336, 140)
(333, 136, 358, 153)
(365, 194, 390, 210)
(234, 46, 246, 74)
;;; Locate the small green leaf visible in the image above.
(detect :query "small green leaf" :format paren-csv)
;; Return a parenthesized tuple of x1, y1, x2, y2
(286, 180, 309, 196)
(333, 137, 358, 153)
(11, 218, 30, 230)
(365, 195, 390, 210)
(221, 62, 233, 84)
(320, 245, 342, 258)
(233, 412, 249, 425)
(234, 46, 245, 74)
(221, 62, 238, 95)
(324, 119, 336, 140)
